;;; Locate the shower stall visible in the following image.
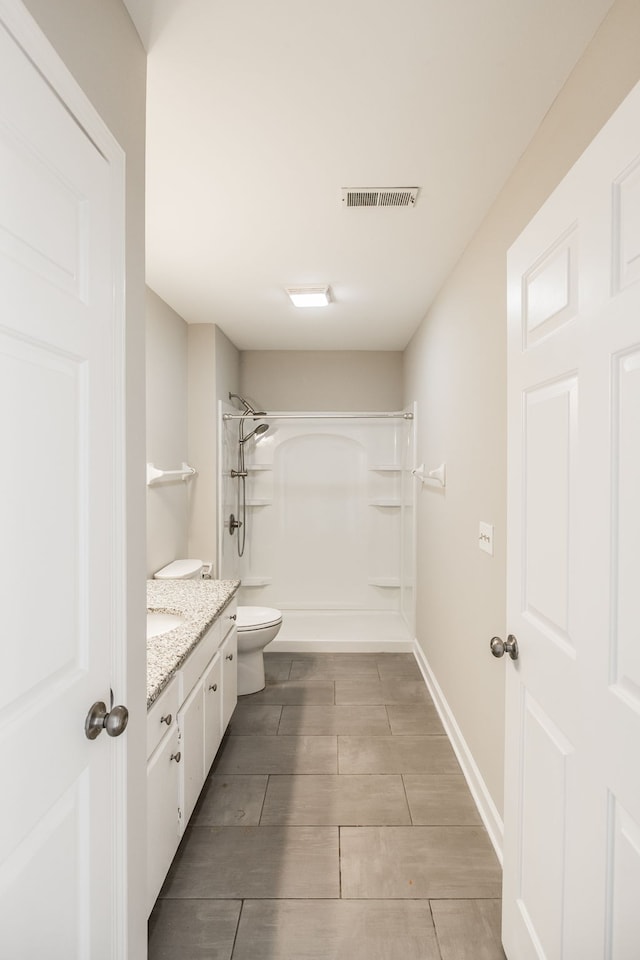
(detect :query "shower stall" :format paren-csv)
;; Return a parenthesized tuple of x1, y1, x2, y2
(218, 403, 416, 651)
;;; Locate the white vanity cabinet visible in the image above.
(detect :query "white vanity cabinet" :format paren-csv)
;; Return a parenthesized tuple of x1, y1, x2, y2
(146, 596, 238, 915)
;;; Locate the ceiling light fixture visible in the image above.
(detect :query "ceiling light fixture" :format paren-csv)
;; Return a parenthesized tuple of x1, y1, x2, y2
(286, 285, 331, 308)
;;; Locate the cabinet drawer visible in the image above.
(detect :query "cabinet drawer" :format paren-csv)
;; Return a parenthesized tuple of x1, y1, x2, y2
(220, 598, 238, 641)
(177, 618, 220, 701)
(147, 677, 179, 759)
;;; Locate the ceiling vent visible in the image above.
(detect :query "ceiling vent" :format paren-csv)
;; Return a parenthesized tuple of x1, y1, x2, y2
(341, 187, 419, 208)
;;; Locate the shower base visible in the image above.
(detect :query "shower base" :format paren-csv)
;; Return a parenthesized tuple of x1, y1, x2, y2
(265, 609, 414, 653)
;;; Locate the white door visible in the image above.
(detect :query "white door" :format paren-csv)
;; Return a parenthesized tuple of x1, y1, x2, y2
(504, 80, 640, 958)
(0, 4, 128, 957)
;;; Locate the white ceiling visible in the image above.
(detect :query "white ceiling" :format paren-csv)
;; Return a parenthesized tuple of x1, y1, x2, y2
(124, 0, 613, 350)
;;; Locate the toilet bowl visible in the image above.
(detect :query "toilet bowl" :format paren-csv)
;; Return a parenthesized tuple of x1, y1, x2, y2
(236, 605, 283, 695)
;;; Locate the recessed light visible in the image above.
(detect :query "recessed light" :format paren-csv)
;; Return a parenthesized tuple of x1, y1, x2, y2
(286, 285, 331, 307)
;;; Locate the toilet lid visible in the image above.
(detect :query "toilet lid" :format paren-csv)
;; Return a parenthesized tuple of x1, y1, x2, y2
(237, 605, 282, 629)
(154, 558, 203, 579)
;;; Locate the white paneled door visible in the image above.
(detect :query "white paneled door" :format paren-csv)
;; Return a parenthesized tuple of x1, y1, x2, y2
(0, 3, 128, 958)
(504, 81, 640, 958)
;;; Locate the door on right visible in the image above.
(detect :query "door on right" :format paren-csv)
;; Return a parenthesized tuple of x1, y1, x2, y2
(504, 79, 640, 959)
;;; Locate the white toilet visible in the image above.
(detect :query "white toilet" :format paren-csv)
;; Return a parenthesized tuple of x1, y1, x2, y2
(153, 558, 205, 581)
(236, 605, 283, 696)
(153, 560, 282, 696)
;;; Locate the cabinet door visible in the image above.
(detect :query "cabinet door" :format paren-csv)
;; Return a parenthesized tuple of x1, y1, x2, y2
(221, 627, 238, 732)
(203, 653, 223, 773)
(147, 677, 179, 759)
(147, 727, 181, 915)
(177, 680, 205, 832)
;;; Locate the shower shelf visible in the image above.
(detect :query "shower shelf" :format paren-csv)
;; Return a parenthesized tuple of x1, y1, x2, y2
(368, 499, 401, 507)
(245, 499, 272, 507)
(146, 462, 196, 485)
(241, 577, 272, 587)
(368, 465, 402, 472)
(368, 578, 401, 587)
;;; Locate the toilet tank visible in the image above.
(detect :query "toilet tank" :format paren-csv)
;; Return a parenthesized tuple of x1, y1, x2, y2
(154, 559, 203, 580)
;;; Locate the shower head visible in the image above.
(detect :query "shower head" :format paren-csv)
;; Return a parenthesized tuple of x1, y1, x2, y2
(239, 423, 269, 444)
(228, 392, 266, 417)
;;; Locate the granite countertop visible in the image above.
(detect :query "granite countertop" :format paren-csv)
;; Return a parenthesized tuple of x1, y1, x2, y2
(147, 578, 240, 707)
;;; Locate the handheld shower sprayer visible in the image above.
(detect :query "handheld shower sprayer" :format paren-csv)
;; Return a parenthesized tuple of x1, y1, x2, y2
(240, 423, 269, 444)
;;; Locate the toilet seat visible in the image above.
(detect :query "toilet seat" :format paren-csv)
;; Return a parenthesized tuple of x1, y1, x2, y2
(237, 605, 282, 631)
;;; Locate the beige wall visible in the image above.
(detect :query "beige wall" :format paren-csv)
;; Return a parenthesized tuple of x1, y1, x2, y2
(20, 0, 147, 952)
(404, 0, 640, 823)
(216, 326, 242, 410)
(187, 325, 240, 570)
(146, 288, 189, 575)
(240, 350, 404, 411)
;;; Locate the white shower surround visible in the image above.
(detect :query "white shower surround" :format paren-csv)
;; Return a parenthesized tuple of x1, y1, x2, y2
(219, 408, 416, 652)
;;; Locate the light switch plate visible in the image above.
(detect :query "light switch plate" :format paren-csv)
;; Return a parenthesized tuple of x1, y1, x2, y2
(479, 521, 494, 556)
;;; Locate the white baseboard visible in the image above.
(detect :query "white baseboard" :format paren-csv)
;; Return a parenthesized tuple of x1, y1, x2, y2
(266, 638, 414, 653)
(412, 639, 504, 865)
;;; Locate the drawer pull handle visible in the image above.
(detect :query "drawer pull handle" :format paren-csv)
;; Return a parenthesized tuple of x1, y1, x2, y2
(228, 614, 237, 621)
(226, 653, 234, 661)
(170, 751, 181, 763)
(209, 683, 218, 692)
(160, 713, 172, 726)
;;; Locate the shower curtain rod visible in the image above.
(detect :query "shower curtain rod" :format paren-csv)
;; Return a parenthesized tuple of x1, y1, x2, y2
(223, 411, 413, 421)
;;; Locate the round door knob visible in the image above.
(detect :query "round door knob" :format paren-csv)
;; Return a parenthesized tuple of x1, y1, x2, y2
(170, 751, 181, 763)
(226, 653, 234, 661)
(105, 705, 129, 737)
(85, 701, 129, 740)
(490, 635, 519, 661)
(209, 683, 218, 692)
(160, 713, 172, 726)
(228, 614, 237, 621)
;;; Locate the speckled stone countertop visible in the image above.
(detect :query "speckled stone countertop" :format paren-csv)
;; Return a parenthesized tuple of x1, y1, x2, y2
(147, 578, 240, 708)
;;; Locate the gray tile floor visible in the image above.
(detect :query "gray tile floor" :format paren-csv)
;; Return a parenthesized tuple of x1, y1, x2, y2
(149, 653, 506, 960)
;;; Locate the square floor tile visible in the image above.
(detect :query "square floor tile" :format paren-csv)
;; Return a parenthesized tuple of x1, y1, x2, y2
(403, 775, 482, 825)
(247, 681, 335, 705)
(278, 704, 390, 736)
(232, 899, 441, 960)
(290, 658, 380, 681)
(340, 826, 502, 899)
(191, 775, 268, 826)
(227, 703, 282, 735)
(376, 655, 423, 680)
(215, 736, 338, 774)
(148, 899, 240, 960)
(335, 679, 430, 705)
(386, 703, 445, 736)
(160, 826, 340, 899)
(339, 736, 459, 774)
(260, 775, 410, 825)
(431, 900, 506, 959)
